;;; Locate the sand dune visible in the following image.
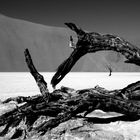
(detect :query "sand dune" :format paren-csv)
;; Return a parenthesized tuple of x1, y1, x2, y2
(0, 14, 140, 72)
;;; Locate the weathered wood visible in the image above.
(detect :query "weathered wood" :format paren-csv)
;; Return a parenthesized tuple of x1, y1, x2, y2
(24, 49, 50, 103)
(121, 81, 140, 100)
(1, 81, 140, 137)
(33, 89, 140, 134)
(51, 23, 140, 88)
(2, 95, 42, 104)
(1, 27, 140, 138)
(1, 84, 140, 137)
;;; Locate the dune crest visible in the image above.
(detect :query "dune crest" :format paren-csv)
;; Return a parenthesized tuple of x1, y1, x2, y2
(0, 14, 139, 72)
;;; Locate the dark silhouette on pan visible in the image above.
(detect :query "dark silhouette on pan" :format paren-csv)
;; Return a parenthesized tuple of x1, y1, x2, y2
(106, 64, 112, 76)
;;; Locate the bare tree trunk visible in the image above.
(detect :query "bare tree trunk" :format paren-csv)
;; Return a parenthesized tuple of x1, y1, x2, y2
(51, 23, 140, 88)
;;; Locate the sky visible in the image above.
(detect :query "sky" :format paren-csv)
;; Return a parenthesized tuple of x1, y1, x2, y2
(0, 0, 140, 43)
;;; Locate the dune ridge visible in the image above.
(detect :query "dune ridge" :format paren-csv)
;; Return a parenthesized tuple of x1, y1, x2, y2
(0, 14, 140, 72)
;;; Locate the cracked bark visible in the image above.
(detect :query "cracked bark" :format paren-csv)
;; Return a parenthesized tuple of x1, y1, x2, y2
(0, 24, 140, 138)
(51, 23, 140, 88)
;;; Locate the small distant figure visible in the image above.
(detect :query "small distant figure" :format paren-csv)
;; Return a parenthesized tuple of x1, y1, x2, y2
(106, 64, 112, 76)
(69, 36, 76, 49)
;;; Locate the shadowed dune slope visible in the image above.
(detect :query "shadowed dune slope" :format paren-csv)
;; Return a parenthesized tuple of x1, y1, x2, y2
(0, 14, 140, 72)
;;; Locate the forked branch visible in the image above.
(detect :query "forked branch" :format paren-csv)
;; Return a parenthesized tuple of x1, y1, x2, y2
(51, 23, 140, 88)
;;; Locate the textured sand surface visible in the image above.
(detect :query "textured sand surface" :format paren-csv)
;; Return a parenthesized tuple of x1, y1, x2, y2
(0, 14, 140, 72)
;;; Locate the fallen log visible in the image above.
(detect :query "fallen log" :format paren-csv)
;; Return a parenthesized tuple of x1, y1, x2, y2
(0, 26, 140, 139)
(0, 49, 140, 139)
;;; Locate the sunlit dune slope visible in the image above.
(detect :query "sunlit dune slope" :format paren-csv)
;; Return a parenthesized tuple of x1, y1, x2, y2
(0, 14, 140, 72)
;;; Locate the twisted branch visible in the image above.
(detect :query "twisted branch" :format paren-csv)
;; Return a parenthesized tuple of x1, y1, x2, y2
(51, 23, 140, 88)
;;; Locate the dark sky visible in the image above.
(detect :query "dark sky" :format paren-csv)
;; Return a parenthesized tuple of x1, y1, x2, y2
(0, 0, 140, 43)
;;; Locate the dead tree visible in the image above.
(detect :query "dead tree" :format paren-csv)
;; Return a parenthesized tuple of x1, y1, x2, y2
(51, 23, 140, 88)
(105, 64, 112, 76)
(0, 23, 140, 139)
